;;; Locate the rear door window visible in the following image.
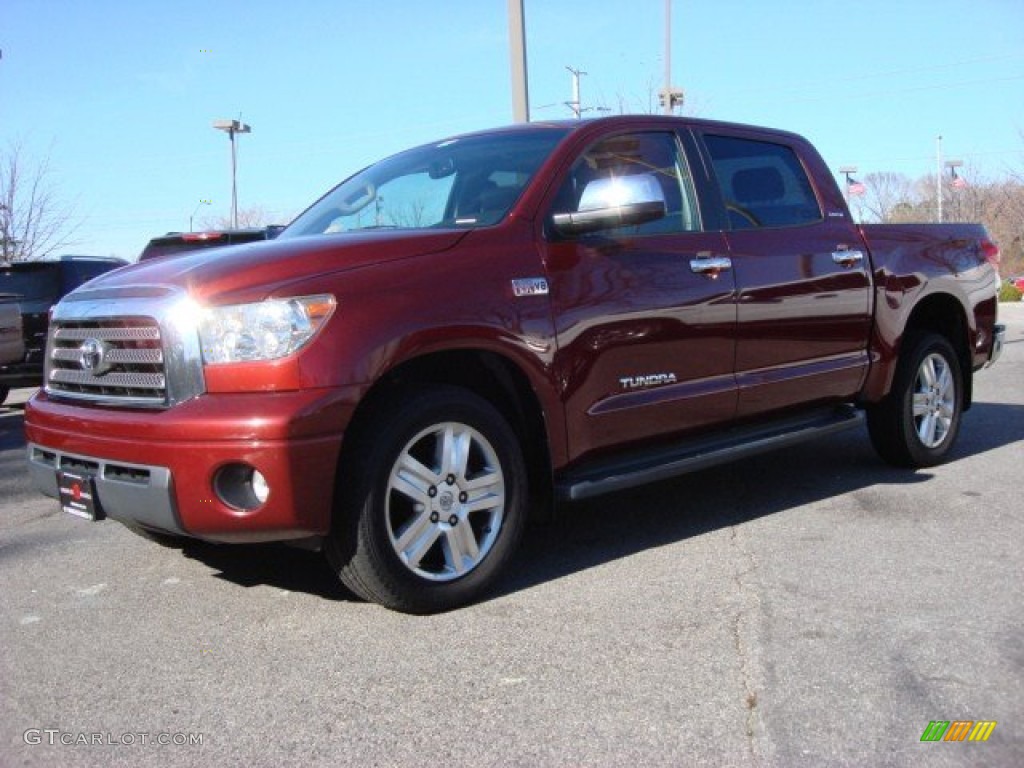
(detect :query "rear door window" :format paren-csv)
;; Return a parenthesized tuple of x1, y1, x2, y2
(703, 135, 822, 229)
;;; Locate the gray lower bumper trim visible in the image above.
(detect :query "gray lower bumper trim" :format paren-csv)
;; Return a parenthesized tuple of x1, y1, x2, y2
(987, 323, 1006, 367)
(27, 443, 185, 535)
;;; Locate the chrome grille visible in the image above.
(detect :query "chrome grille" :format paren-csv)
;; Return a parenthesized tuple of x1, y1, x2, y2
(48, 318, 167, 405)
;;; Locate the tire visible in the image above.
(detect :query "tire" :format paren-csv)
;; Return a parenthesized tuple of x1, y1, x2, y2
(0, 386, 9, 406)
(867, 333, 963, 468)
(326, 386, 527, 614)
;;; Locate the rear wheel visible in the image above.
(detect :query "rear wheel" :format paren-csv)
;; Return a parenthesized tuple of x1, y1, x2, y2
(867, 333, 963, 467)
(326, 386, 527, 614)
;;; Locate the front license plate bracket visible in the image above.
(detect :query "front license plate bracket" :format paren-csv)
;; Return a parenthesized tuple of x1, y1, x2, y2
(57, 469, 105, 521)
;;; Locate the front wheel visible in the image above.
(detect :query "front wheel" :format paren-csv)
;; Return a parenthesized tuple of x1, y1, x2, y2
(867, 333, 964, 468)
(326, 386, 527, 614)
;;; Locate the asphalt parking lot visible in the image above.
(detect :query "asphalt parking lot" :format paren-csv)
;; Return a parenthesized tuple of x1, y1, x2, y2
(1, 304, 1022, 768)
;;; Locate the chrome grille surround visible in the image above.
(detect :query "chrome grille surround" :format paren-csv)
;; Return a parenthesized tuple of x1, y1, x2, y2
(45, 285, 206, 408)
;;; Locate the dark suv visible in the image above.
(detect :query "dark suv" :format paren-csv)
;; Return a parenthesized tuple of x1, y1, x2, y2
(0, 255, 128, 404)
(139, 226, 285, 261)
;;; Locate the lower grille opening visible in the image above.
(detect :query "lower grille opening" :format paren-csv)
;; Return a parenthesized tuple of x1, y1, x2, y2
(105, 464, 152, 485)
(32, 448, 57, 468)
(59, 456, 100, 474)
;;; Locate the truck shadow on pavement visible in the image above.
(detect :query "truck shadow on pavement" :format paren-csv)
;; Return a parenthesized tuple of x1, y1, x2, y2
(179, 540, 353, 600)
(175, 400, 1024, 607)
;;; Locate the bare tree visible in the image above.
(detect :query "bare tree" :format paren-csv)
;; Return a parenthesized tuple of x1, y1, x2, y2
(0, 140, 78, 262)
(199, 205, 272, 230)
(982, 179, 1024, 276)
(860, 172, 915, 222)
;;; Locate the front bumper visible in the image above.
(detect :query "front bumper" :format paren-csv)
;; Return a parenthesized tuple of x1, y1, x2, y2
(25, 389, 348, 542)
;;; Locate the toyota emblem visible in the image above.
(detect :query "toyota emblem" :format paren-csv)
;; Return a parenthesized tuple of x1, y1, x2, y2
(79, 338, 111, 375)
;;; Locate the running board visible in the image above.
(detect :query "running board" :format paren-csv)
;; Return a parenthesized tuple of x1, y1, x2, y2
(556, 405, 864, 501)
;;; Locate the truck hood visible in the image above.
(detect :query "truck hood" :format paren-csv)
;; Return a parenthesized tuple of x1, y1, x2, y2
(93, 230, 469, 302)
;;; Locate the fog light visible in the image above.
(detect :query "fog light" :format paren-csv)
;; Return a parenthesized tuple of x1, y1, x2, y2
(251, 470, 270, 504)
(214, 463, 270, 511)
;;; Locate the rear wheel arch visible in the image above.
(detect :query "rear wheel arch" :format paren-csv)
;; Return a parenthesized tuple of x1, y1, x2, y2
(899, 293, 973, 409)
(867, 331, 964, 468)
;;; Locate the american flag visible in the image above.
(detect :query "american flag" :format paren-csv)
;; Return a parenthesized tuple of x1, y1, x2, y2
(847, 178, 866, 196)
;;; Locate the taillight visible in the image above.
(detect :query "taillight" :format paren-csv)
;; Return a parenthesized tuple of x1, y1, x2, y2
(182, 232, 226, 243)
(980, 238, 1000, 267)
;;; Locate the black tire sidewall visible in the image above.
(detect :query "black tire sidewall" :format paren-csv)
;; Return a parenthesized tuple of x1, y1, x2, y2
(894, 334, 963, 467)
(334, 386, 527, 613)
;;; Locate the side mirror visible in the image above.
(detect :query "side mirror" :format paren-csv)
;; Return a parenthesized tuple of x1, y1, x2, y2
(552, 173, 667, 236)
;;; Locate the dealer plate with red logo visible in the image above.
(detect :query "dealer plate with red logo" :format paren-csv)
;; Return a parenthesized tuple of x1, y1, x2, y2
(57, 469, 104, 521)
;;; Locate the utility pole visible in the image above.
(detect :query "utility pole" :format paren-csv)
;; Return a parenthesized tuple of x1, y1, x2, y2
(659, 0, 684, 114)
(566, 66, 586, 119)
(508, 0, 530, 123)
(935, 135, 943, 223)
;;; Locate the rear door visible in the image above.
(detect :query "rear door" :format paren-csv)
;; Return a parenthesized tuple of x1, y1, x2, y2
(542, 128, 738, 462)
(696, 128, 871, 420)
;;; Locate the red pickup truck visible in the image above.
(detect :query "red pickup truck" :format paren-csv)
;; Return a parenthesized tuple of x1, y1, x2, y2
(25, 116, 1005, 613)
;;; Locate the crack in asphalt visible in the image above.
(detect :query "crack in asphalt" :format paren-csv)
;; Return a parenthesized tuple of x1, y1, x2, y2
(729, 523, 772, 766)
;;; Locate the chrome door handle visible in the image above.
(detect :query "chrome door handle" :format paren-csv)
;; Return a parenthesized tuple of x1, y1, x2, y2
(690, 256, 732, 277)
(832, 249, 865, 267)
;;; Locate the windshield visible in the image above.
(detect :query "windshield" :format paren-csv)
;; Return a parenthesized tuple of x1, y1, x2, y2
(281, 128, 568, 238)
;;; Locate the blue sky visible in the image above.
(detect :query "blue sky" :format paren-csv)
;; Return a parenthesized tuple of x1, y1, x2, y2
(3, 0, 1022, 260)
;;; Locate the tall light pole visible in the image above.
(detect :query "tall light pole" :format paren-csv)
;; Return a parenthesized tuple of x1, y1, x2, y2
(190, 199, 211, 232)
(213, 119, 251, 229)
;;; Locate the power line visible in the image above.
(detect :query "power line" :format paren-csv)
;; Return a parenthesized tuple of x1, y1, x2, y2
(773, 74, 1024, 107)
(721, 52, 1024, 99)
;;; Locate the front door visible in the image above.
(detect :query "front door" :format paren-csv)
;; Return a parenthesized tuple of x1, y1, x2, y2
(542, 130, 738, 463)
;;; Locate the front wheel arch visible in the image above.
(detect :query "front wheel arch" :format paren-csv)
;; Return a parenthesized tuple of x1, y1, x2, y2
(326, 384, 528, 613)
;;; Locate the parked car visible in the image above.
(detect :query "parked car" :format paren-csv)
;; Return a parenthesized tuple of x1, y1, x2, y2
(0, 298, 24, 401)
(0, 256, 128, 403)
(25, 116, 1005, 612)
(139, 226, 285, 261)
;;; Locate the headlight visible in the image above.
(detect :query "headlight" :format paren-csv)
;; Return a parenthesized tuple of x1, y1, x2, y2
(199, 294, 336, 364)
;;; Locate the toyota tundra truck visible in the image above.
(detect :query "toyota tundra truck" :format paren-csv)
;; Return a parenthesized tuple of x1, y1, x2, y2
(24, 116, 1005, 613)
